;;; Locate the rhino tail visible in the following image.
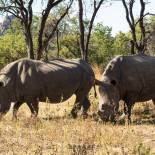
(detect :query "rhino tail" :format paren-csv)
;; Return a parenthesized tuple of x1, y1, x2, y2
(93, 85, 97, 98)
(93, 79, 103, 98)
(94, 79, 102, 86)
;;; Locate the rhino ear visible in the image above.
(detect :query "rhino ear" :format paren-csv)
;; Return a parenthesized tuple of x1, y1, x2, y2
(0, 81, 4, 87)
(110, 80, 117, 86)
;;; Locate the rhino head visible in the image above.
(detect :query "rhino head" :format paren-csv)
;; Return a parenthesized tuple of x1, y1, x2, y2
(0, 76, 12, 115)
(96, 78, 120, 122)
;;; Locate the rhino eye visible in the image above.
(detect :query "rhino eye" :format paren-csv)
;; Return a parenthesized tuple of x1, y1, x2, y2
(109, 65, 112, 69)
(111, 80, 116, 86)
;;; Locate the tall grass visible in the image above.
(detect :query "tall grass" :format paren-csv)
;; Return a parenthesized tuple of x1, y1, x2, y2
(0, 96, 155, 155)
(0, 67, 155, 154)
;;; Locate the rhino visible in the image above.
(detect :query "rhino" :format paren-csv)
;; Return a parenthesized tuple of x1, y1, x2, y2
(0, 58, 95, 119)
(96, 54, 155, 123)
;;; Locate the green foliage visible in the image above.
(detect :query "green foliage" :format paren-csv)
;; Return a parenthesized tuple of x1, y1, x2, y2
(1, 14, 155, 69)
(0, 16, 40, 68)
(113, 31, 131, 55)
(146, 16, 155, 55)
(58, 22, 115, 67)
(88, 23, 114, 67)
(133, 143, 151, 155)
(0, 19, 27, 68)
(60, 34, 80, 58)
(0, 33, 27, 67)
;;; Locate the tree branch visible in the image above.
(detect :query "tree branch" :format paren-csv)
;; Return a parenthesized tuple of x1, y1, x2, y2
(0, 0, 34, 59)
(36, 0, 64, 59)
(85, 0, 105, 59)
(43, 0, 73, 54)
(78, 0, 85, 60)
(138, 0, 145, 51)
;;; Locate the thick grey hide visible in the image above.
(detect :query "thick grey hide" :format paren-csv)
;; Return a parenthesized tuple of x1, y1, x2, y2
(0, 58, 94, 114)
(98, 54, 155, 121)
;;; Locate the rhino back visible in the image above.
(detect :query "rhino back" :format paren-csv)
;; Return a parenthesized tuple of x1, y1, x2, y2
(15, 58, 94, 103)
(121, 54, 155, 101)
(37, 59, 94, 102)
(15, 59, 42, 101)
(102, 54, 155, 102)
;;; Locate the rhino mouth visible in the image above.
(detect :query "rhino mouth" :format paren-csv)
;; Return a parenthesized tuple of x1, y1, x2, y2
(98, 111, 109, 121)
(98, 110, 116, 123)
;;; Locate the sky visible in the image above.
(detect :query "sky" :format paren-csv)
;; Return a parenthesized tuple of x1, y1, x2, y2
(0, 0, 155, 36)
(96, 0, 155, 35)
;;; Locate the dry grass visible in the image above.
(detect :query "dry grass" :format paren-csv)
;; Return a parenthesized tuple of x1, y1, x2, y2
(0, 65, 155, 155)
(92, 64, 103, 80)
(0, 95, 155, 155)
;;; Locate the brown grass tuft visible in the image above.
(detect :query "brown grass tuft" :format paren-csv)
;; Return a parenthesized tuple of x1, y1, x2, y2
(92, 64, 102, 80)
(0, 94, 155, 154)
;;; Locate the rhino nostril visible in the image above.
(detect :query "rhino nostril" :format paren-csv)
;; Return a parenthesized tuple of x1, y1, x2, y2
(102, 104, 108, 110)
(102, 104, 105, 110)
(102, 105, 104, 110)
(98, 111, 102, 117)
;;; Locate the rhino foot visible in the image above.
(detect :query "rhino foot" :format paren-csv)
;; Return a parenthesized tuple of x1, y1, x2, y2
(69, 111, 78, 119)
(81, 112, 88, 119)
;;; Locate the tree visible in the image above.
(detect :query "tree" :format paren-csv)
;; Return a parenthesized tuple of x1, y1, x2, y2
(0, 0, 35, 58)
(36, 0, 73, 60)
(0, 18, 27, 67)
(113, 31, 130, 55)
(89, 23, 114, 66)
(0, 0, 73, 59)
(55, 16, 81, 58)
(77, 0, 106, 61)
(120, 0, 155, 54)
(146, 16, 155, 55)
(54, 20, 114, 67)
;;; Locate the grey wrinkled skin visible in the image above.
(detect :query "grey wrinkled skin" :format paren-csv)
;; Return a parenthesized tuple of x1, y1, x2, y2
(97, 54, 155, 123)
(0, 58, 95, 119)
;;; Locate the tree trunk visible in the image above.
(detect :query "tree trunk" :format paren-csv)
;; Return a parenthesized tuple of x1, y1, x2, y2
(24, 27, 34, 59)
(78, 0, 86, 61)
(130, 40, 135, 54)
(36, 0, 65, 60)
(56, 29, 60, 58)
(36, 44, 42, 60)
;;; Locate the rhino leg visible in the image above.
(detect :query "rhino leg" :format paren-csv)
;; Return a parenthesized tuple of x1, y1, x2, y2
(70, 95, 91, 119)
(71, 78, 93, 118)
(126, 103, 134, 124)
(70, 97, 83, 118)
(81, 97, 90, 119)
(12, 101, 23, 120)
(124, 102, 128, 115)
(12, 100, 39, 119)
(27, 101, 39, 117)
(152, 99, 155, 106)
